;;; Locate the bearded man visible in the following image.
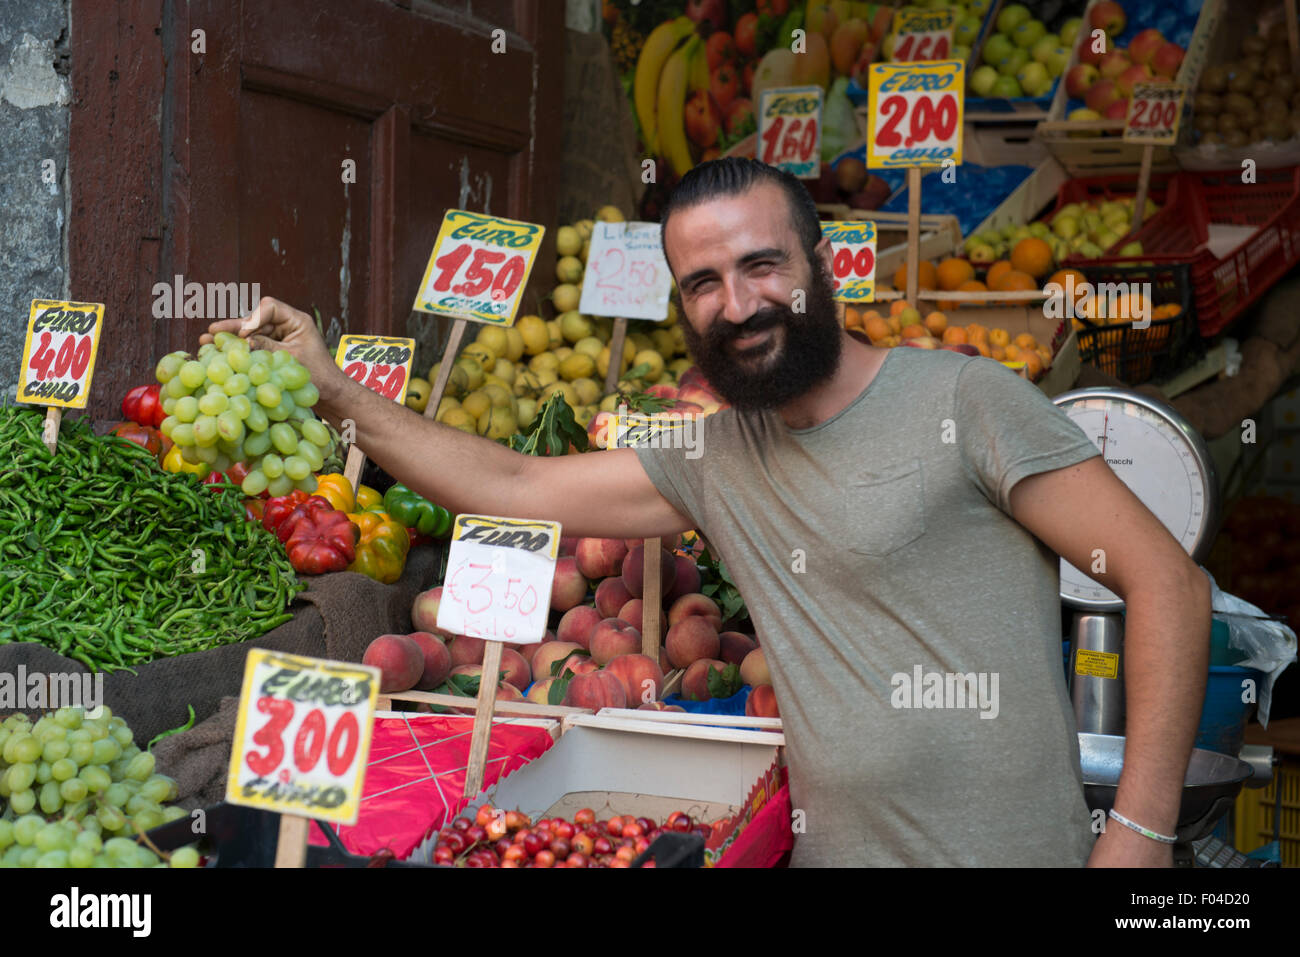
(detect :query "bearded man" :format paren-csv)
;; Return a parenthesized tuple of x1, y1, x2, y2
(204, 157, 1209, 867)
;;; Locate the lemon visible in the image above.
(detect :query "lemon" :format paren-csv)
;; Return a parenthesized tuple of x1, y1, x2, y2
(581, 239, 590, 262)
(574, 219, 595, 241)
(516, 397, 538, 428)
(556, 225, 582, 257)
(481, 383, 513, 410)
(618, 377, 644, 394)
(461, 342, 497, 368)
(668, 357, 693, 380)
(663, 300, 679, 327)
(462, 390, 491, 421)
(454, 356, 484, 391)
(669, 325, 687, 355)
(492, 358, 516, 381)
(535, 368, 558, 388)
(513, 370, 542, 396)
(629, 332, 655, 353)
(475, 325, 509, 359)
(440, 408, 476, 433)
(436, 396, 460, 419)
(559, 352, 596, 381)
(652, 329, 677, 357)
(632, 349, 664, 383)
(516, 315, 549, 355)
(502, 326, 525, 362)
(599, 393, 621, 413)
(573, 377, 602, 406)
(477, 406, 518, 440)
(556, 256, 584, 284)
(553, 283, 581, 313)
(596, 205, 624, 222)
(574, 336, 603, 359)
(553, 346, 573, 363)
(541, 381, 577, 406)
(546, 319, 564, 349)
(597, 339, 635, 377)
(482, 374, 511, 392)
(528, 352, 559, 376)
(404, 376, 431, 413)
(574, 405, 597, 428)
(593, 317, 613, 344)
(559, 311, 593, 343)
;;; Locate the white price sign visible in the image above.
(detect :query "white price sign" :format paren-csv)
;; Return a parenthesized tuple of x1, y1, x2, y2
(866, 60, 965, 169)
(437, 515, 561, 645)
(578, 222, 672, 320)
(1123, 82, 1186, 146)
(822, 220, 877, 302)
(757, 86, 823, 179)
(17, 300, 104, 409)
(225, 650, 380, 826)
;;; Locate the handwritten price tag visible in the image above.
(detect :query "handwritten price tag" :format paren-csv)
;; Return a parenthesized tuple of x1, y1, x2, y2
(413, 210, 545, 326)
(866, 60, 964, 169)
(578, 222, 671, 320)
(821, 221, 878, 302)
(757, 86, 823, 179)
(611, 411, 696, 451)
(1123, 82, 1186, 146)
(438, 515, 561, 645)
(334, 334, 415, 403)
(17, 300, 104, 409)
(226, 650, 380, 826)
(890, 9, 954, 62)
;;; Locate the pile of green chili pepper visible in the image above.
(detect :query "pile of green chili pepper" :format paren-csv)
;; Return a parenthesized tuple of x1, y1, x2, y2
(0, 406, 304, 672)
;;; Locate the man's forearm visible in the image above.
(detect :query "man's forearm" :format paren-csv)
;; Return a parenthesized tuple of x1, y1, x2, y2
(1109, 565, 1211, 834)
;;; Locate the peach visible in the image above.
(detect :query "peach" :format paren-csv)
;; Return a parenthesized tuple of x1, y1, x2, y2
(530, 641, 584, 681)
(681, 658, 728, 702)
(740, 647, 771, 687)
(621, 545, 677, 599)
(645, 383, 678, 400)
(448, 635, 487, 668)
(745, 684, 780, 718)
(410, 586, 443, 633)
(363, 634, 425, 693)
(595, 577, 633, 619)
(665, 616, 720, 669)
(559, 536, 580, 556)
(521, 631, 557, 668)
(561, 670, 627, 710)
(526, 677, 558, 705)
(718, 631, 757, 666)
(405, 631, 452, 690)
(604, 653, 665, 706)
(589, 619, 643, 666)
(637, 701, 686, 712)
(664, 555, 702, 604)
(557, 604, 603, 648)
(575, 537, 629, 580)
(550, 556, 589, 613)
(617, 598, 644, 634)
(499, 648, 532, 691)
(659, 646, 672, 674)
(559, 653, 599, 677)
(667, 592, 723, 630)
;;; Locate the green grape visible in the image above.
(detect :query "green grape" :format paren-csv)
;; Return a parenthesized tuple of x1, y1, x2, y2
(171, 423, 196, 447)
(240, 470, 269, 496)
(207, 357, 232, 384)
(290, 383, 320, 408)
(90, 738, 121, 764)
(122, 750, 155, 782)
(164, 375, 190, 400)
(169, 846, 200, 868)
(8, 789, 36, 815)
(59, 778, 89, 803)
(35, 761, 53, 785)
(39, 781, 63, 814)
(271, 349, 291, 369)
(267, 474, 293, 498)
(13, 815, 43, 847)
(13, 736, 41, 764)
(193, 415, 219, 446)
(96, 806, 127, 832)
(213, 332, 238, 349)
(197, 343, 216, 360)
(267, 369, 285, 390)
(97, 706, 114, 721)
(297, 440, 324, 472)
(68, 845, 95, 868)
(51, 758, 77, 782)
(161, 396, 177, 415)
(18, 847, 40, 868)
(67, 727, 90, 742)
(245, 403, 270, 433)
(68, 740, 93, 766)
(280, 362, 311, 390)
(161, 806, 187, 824)
(35, 850, 70, 868)
(223, 372, 251, 397)
(134, 847, 161, 868)
(2, 732, 28, 763)
(35, 825, 71, 853)
(293, 476, 319, 493)
(174, 395, 199, 422)
(270, 423, 298, 455)
(211, 453, 232, 474)
(260, 454, 284, 479)
(228, 393, 253, 419)
(0, 820, 12, 850)
(193, 443, 219, 464)
(267, 396, 296, 422)
(103, 837, 138, 859)
(114, 728, 135, 749)
(126, 794, 156, 816)
(198, 391, 229, 416)
(103, 782, 130, 808)
(248, 363, 270, 386)
(283, 456, 311, 481)
(75, 830, 103, 852)
(300, 419, 330, 446)
(244, 430, 272, 457)
(155, 354, 185, 383)
(256, 383, 281, 408)
(84, 720, 109, 741)
(226, 345, 252, 373)
(159, 415, 178, 439)
(216, 411, 245, 443)
(7, 763, 36, 792)
(178, 360, 206, 389)
(79, 766, 112, 792)
(42, 738, 70, 762)
(142, 775, 178, 804)
(133, 809, 164, 834)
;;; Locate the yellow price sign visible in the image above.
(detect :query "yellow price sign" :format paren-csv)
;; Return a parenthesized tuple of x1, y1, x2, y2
(334, 334, 415, 404)
(890, 9, 955, 62)
(1123, 82, 1186, 146)
(866, 60, 964, 169)
(822, 220, 877, 302)
(17, 300, 105, 409)
(413, 210, 545, 326)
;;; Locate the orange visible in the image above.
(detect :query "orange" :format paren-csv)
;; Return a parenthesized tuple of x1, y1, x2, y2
(965, 323, 988, 343)
(1013, 332, 1039, 351)
(973, 340, 991, 357)
(900, 324, 928, 339)
(988, 327, 1010, 348)
(892, 261, 938, 291)
(1004, 343, 1024, 361)
(887, 315, 902, 336)
(1010, 237, 1054, 279)
(864, 316, 891, 343)
(954, 278, 989, 308)
(1021, 351, 1044, 381)
(923, 311, 948, 336)
(941, 326, 967, 345)
(889, 299, 911, 316)
(992, 269, 1037, 293)
(1035, 346, 1053, 368)
(985, 260, 1013, 289)
(1047, 268, 1088, 303)
(845, 307, 861, 328)
(991, 346, 1006, 361)
(936, 258, 976, 291)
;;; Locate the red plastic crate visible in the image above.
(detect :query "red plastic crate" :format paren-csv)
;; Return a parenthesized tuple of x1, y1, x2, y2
(1085, 167, 1300, 336)
(1046, 172, 1179, 226)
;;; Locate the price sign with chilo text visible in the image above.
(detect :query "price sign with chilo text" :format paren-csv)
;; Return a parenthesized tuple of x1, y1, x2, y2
(334, 334, 415, 404)
(413, 210, 545, 326)
(1123, 82, 1186, 146)
(866, 60, 964, 169)
(226, 650, 380, 826)
(890, 8, 954, 62)
(438, 515, 561, 645)
(821, 220, 877, 302)
(757, 86, 823, 179)
(17, 300, 104, 409)
(578, 222, 671, 321)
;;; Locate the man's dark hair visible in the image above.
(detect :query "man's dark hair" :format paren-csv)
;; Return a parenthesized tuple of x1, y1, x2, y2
(659, 157, 823, 272)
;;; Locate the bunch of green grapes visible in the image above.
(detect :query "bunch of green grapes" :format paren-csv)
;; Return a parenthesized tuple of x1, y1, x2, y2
(154, 332, 335, 497)
(0, 709, 200, 869)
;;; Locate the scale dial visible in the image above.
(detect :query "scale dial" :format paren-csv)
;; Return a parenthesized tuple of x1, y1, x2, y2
(1052, 388, 1219, 611)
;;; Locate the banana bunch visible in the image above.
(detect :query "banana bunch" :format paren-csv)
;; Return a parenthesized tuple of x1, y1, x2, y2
(633, 16, 702, 178)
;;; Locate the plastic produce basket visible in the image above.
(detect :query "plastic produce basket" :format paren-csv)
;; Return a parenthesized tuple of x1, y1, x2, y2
(1073, 261, 1201, 384)
(1085, 167, 1300, 336)
(1234, 757, 1300, 868)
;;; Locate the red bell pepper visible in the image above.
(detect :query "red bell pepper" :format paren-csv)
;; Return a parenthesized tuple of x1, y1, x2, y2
(283, 504, 358, 575)
(203, 461, 252, 491)
(122, 384, 166, 428)
(108, 421, 165, 458)
(262, 491, 313, 541)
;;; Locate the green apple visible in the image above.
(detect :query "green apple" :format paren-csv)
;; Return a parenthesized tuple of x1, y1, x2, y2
(956, 16, 983, 46)
(1082, 211, 1103, 234)
(1052, 215, 1081, 240)
(1012, 19, 1047, 49)
(1001, 223, 1019, 240)
(978, 230, 1004, 247)
(1079, 241, 1105, 259)
(996, 3, 1031, 35)
(1017, 61, 1053, 96)
(1010, 225, 1033, 242)
(968, 242, 997, 265)
(1032, 36, 1058, 63)
(1060, 17, 1083, 47)
(1057, 203, 1084, 220)
(1068, 234, 1090, 252)
(997, 48, 1030, 76)
(969, 0, 992, 16)
(1044, 45, 1070, 77)
(1120, 241, 1144, 256)
(953, 45, 971, 62)
(1095, 228, 1120, 251)
(983, 33, 1014, 66)
(970, 64, 1000, 96)
(1029, 221, 1052, 239)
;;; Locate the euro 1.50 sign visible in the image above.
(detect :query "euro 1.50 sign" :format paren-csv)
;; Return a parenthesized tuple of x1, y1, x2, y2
(757, 86, 822, 179)
(866, 60, 964, 169)
(413, 210, 545, 326)
(1123, 82, 1186, 146)
(821, 221, 877, 302)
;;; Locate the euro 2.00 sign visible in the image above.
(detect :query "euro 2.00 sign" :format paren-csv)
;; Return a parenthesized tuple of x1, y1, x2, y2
(866, 60, 964, 169)
(821, 221, 877, 302)
(413, 211, 545, 326)
(757, 86, 823, 179)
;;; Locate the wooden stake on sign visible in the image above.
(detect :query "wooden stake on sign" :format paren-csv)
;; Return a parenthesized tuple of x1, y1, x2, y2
(641, 537, 664, 660)
(423, 317, 472, 421)
(1131, 144, 1155, 231)
(463, 639, 504, 799)
(603, 318, 630, 395)
(42, 407, 60, 454)
(905, 167, 922, 304)
(273, 815, 310, 868)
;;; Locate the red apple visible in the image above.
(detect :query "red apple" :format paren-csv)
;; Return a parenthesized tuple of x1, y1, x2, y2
(1085, 79, 1121, 113)
(1077, 33, 1110, 67)
(706, 30, 735, 71)
(1104, 98, 1129, 120)
(1117, 63, 1152, 98)
(1152, 42, 1184, 79)
(684, 90, 721, 149)
(1098, 51, 1129, 81)
(1088, 1, 1126, 37)
(1127, 28, 1164, 66)
(734, 12, 759, 58)
(1065, 63, 1099, 98)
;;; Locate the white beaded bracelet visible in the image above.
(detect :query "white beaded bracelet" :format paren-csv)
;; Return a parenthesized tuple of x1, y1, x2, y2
(1108, 808, 1177, 844)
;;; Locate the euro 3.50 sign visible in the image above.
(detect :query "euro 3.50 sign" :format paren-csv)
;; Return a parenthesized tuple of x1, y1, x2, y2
(866, 60, 964, 169)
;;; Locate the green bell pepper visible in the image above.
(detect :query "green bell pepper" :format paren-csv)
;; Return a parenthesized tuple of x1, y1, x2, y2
(383, 483, 453, 538)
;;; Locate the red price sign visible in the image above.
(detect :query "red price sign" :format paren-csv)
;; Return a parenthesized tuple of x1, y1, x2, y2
(821, 221, 878, 302)
(226, 651, 379, 825)
(890, 10, 955, 62)
(866, 60, 965, 169)
(437, 515, 561, 645)
(757, 86, 822, 179)
(17, 300, 104, 409)
(578, 222, 672, 320)
(334, 334, 415, 403)
(413, 210, 545, 326)
(1123, 83, 1186, 146)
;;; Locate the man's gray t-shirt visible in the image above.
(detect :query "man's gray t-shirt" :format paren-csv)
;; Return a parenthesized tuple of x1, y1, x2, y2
(635, 348, 1102, 866)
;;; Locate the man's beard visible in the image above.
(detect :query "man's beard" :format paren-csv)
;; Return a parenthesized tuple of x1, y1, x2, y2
(678, 257, 843, 411)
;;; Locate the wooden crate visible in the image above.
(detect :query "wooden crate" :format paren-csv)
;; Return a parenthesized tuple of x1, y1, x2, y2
(969, 154, 1069, 237)
(963, 121, 1052, 168)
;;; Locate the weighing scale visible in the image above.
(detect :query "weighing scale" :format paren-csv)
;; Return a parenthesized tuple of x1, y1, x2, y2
(1051, 388, 1259, 865)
